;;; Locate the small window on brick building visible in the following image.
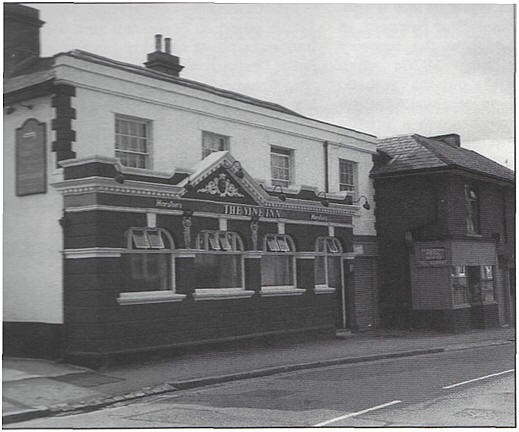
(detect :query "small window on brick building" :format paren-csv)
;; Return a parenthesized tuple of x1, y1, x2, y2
(465, 185, 480, 234)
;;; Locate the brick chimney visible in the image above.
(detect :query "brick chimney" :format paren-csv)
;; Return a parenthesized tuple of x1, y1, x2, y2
(144, 34, 184, 77)
(4, 4, 44, 76)
(428, 133, 461, 148)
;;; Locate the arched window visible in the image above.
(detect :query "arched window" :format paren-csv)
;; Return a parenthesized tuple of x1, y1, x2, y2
(195, 230, 244, 289)
(315, 236, 343, 289)
(262, 234, 296, 288)
(120, 227, 175, 295)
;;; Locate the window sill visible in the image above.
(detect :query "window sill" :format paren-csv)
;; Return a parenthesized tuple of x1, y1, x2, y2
(466, 233, 483, 238)
(314, 286, 336, 294)
(193, 288, 255, 301)
(261, 286, 306, 297)
(118, 291, 186, 305)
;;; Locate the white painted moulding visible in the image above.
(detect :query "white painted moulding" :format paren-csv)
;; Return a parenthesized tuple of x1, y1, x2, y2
(118, 291, 186, 305)
(260, 286, 306, 297)
(193, 288, 255, 301)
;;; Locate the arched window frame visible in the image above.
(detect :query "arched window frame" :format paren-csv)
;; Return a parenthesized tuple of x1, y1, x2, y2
(119, 227, 181, 305)
(194, 230, 246, 292)
(196, 230, 244, 252)
(314, 236, 343, 290)
(261, 233, 298, 291)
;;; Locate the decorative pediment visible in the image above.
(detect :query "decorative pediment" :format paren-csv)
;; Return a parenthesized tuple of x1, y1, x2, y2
(179, 152, 268, 205)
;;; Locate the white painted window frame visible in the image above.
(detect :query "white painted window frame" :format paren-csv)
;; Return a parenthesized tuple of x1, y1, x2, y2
(314, 236, 343, 293)
(261, 233, 300, 295)
(270, 146, 294, 188)
(118, 227, 182, 305)
(193, 230, 246, 296)
(115, 114, 153, 170)
(202, 131, 230, 159)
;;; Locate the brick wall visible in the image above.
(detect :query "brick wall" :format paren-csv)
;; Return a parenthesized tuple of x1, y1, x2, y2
(374, 171, 515, 328)
(63, 210, 346, 361)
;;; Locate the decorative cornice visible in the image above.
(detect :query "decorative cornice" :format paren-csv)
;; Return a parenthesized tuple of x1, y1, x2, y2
(53, 175, 360, 217)
(59, 155, 193, 177)
(52, 176, 184, 198)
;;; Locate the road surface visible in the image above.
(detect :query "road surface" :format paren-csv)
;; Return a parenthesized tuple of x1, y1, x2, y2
(9, 343, 515, 428)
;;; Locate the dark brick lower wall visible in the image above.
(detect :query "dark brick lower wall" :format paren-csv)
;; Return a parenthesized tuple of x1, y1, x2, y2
(471, 303, 500, 329)
(3, 322, 64, 359)
(409, 304, 499, 332)
(410, 308, 471, 332)
(64, 264, 336, 365)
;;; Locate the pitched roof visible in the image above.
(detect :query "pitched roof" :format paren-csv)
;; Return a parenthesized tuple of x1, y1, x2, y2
(3, 49, 376, 139)
(373, 134, 515, 184)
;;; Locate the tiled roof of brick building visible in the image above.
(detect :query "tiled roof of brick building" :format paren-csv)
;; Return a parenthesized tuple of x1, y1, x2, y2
(372, 134, 514, 183)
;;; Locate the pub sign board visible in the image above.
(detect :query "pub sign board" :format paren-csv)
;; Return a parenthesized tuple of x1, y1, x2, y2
(16, 119, 47, 196)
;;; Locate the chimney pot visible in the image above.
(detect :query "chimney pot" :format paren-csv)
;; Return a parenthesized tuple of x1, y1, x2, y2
(154, 34, 163, 52)
(165, 38, 171, 54)
(428, 133, 461, 148)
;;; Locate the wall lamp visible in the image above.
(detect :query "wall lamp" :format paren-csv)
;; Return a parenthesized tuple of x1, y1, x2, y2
(352, 195, 371, 210)
(317, 191, 329, 207)
(223, 160, 244, 178)
(272, 185, 286, 201)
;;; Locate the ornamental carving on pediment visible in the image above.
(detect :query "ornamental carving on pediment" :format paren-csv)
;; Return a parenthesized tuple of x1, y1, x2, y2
(198, 173, 244, 198)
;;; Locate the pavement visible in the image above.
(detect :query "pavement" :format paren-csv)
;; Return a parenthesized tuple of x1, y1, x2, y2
(3, 326, 515, 425)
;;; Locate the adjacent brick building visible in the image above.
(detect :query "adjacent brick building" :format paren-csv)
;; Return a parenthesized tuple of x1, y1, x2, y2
(372, 134, 515, 331)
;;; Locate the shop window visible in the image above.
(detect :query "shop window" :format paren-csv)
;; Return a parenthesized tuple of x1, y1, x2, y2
(451, 266, 468, 306)
(115, 114, 152, 169)
(271, 147, 293, 188)
(120, 228, 174, 294)
(315, 237, 343, 289)
(195, 231, 244, 289)
(465, 185, 480, 234)
(480, 265, 495, 303)
(339, 159, 357, 194)
(262, 234, 296, 287)
(202, 131, 230, 159)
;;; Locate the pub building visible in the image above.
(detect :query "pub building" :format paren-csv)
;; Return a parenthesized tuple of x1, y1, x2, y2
(4, 4, 378, 364)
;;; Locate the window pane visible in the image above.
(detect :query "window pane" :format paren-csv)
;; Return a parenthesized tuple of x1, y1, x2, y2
(195, 254, 242, 288)
(277, 237, 291, 252)
(327, 256, 342, 288)
(327, 238, 339, 253)
(208, 233, 221, 250)
(132, 230, 150, 248)
(219, 233, 232, 251)
(267, 237, 281, 252)
(147, 230, 165, 249)
(261, 255, 294, 286)
(315, 255, 326, 285)
(121, 253, 170, 292)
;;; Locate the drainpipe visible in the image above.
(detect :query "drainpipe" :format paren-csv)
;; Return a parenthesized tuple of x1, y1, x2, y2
(323, 141, 329, 193)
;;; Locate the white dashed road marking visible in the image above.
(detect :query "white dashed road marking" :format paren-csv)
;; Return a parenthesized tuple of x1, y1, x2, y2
(314, 400, 402, 427)
(442, 369, 515, 389)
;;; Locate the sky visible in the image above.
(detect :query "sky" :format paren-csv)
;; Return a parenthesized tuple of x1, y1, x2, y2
(32, 2, 515, 168)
